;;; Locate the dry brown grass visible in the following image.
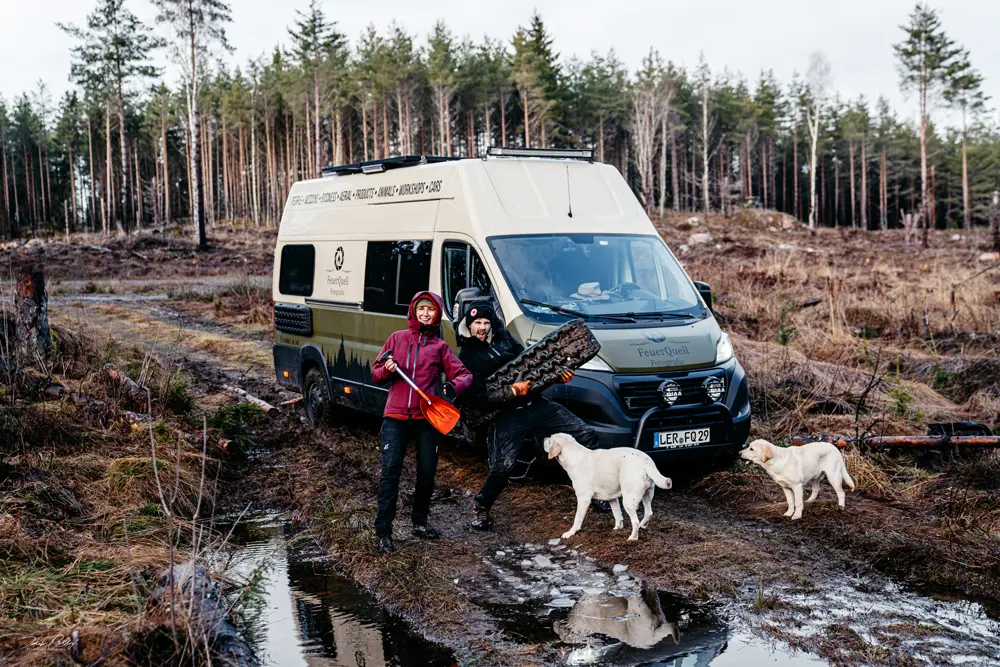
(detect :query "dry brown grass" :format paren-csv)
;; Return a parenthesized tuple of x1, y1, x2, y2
(0, 322, 228, 666)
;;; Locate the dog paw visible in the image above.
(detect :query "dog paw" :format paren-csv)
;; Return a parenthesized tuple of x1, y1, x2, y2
(561, 531, 576, 539)
(627, 535, 639, 542)
(613, 524, 623, 530)
(791, 514, 802, 520)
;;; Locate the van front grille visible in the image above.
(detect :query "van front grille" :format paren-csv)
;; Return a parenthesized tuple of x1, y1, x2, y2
(637, 408, 731, 450)
(274, 303, 313, 336)
(618, 376, 719, 417)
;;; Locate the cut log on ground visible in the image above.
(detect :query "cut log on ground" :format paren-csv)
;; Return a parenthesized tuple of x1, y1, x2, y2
(148, 562, 257, 667)
(222, 385, 277, 413)
(104, 363, 147, 403)
(793, 435, 1000, 448)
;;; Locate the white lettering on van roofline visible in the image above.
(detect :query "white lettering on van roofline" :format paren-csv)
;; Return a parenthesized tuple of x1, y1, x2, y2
(289, 179, 443, 207)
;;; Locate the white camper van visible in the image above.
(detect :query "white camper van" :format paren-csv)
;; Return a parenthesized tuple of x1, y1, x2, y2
(272, 148, 750, 462)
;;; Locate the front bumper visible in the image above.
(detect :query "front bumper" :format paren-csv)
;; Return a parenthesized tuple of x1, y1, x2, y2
(541, 357, 751, 457)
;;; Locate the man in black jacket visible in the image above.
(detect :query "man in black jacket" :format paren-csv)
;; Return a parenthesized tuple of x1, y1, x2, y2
(457, 303, 600, 530)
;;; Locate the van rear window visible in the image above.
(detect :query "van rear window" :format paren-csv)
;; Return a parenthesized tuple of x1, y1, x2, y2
(364, 241, 432, 315)
(278, 244, 315, 297)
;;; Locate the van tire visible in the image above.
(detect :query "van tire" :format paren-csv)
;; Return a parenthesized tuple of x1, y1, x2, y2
(304, 368, 333, 426)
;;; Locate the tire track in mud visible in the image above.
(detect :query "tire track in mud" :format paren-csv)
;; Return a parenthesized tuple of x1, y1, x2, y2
(50, 286, 1000, 666)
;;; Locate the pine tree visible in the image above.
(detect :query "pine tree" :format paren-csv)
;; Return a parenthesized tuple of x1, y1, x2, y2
(288, 0, 346, 176)
(60, 0, 162, 234)
(944, 49, 987, 232)
(153, 0, 233, 251)
(894, 2, 964, 247)
(427, 22, 456, 156)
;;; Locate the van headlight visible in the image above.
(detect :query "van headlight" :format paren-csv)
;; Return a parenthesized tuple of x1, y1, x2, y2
(579, 356, 613, 372)
(715, 333, 734, 364)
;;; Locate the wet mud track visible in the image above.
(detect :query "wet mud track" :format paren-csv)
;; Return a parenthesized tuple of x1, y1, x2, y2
(50, 280, 1000, 666)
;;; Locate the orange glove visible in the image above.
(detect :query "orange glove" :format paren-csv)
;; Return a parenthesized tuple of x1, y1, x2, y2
(559, 369, 574, 384)
(511, 381, 531, 397)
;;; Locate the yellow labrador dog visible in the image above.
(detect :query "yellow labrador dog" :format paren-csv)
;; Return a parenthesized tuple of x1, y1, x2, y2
(740, 439, 855, 519)
(543, 433, 672, 541)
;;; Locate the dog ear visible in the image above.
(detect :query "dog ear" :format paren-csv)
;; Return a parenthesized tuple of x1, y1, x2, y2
(547, 441, 563, 459)
(760, 441, 774, 463)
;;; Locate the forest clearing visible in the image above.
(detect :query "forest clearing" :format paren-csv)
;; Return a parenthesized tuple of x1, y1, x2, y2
(1, 211, 998, 666)
(3, 0, 1000, 664)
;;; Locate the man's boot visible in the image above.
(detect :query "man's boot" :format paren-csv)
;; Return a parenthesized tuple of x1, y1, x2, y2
(377, 535, 395, 555)
(412, 524, 440, 539)
(470, 502, 493, 531)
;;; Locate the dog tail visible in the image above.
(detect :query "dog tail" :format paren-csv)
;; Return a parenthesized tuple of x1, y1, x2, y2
(842, 462, 856, 491)
(645, 461, 673, 490)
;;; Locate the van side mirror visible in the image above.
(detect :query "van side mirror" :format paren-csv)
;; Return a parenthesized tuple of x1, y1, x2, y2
(693, 281, 713, 312)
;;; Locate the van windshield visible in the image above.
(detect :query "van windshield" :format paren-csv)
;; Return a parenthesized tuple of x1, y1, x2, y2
(487, 234, 705, 323)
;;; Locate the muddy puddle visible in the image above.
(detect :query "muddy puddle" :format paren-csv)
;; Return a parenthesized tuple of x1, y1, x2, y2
(480, 542, 827, 666)
(221, 513, 456, 666)
(478, 539, 1000, 666)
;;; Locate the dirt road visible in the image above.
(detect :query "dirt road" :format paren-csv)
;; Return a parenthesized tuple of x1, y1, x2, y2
(46, 277, 1000, 667)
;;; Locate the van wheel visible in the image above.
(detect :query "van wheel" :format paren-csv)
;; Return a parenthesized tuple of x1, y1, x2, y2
(304, 368, 332, 426)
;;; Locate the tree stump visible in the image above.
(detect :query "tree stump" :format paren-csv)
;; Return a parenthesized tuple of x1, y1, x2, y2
(14, 266, 52, 362)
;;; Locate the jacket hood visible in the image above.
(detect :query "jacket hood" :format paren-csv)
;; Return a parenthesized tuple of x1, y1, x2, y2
(407, 291, 445, 335)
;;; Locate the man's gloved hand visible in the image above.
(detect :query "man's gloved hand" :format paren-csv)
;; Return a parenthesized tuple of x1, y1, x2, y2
(511, 381, 531, 397)
(442, 381, 457, 402)
(558, 368, 574, 384)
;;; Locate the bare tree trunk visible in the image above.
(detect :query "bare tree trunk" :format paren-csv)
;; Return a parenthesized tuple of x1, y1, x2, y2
(314, 72, 321, 177)
(658, 116, 667, 218)
(117, 91, 130, 232)
(383, 99, 390, 159)
(807, 107, 821, 231)
(187, 16, 206, 251)
(919, 85, 930, 248)
(499, 91, 506, 148)
(362, 101, 369, 161)
(860, 136, 868, 231)
(598, 114, 605, 163)
(670, 127, 679, 213)
(880, 145, 887, 230)
(522, 88, 530, 149)
(396, 87, 405, 155)
(991, 190, 1000, 252)
(105, 99, 113, 234)
(848, 140, 856, 228)
(701, 84, 710, 219)
(961, 110, 970, 232)
(68, 144, 78, 231)
(161, 113, 170, 225)
(793, 127, 799, 221)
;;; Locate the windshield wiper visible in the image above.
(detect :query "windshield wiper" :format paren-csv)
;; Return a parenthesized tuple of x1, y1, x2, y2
(610, 310, 698, 320)
(519, 299, 636, 322)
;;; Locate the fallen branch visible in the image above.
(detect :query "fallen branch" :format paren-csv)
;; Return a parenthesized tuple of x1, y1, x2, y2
(222, 384, 277, 413)
(149, 562, 257, 667)
(278, 396, 303, 407)
(104, 363, 146, 403)
(793, 435, 1000, 448)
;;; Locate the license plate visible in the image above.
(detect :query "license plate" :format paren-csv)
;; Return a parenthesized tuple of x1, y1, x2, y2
(654, 427, 711, 449)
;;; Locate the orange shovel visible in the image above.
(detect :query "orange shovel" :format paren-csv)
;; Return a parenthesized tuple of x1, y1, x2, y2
(379, 351, 461, 435)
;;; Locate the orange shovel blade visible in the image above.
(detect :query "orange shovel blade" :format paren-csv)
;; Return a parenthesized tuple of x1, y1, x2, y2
(420, 395, 461, 435)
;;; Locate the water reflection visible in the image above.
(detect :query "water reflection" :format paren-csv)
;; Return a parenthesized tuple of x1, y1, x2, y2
(223, 515, 454, 667)
(554, 584, 729, 666)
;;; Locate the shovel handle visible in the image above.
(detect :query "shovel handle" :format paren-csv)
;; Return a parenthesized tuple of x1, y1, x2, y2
(392, 365, 433, 404)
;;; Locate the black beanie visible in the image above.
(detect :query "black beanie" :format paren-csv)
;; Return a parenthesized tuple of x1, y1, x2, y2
(464, 303, 496, 329)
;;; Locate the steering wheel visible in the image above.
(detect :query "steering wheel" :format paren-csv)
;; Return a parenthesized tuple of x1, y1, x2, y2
(607, 281, 643, 300)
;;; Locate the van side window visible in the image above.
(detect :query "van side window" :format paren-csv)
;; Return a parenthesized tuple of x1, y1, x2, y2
(442, 241, 493, 316)
(364, 241, 432, 315)
(278, 244, 315, 297)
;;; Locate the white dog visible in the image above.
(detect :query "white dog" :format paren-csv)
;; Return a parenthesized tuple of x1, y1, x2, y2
(543, 432, 672, 541)
(740, 439, 855, 519)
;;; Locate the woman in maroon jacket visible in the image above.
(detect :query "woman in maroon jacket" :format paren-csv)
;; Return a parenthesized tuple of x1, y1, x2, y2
(371, 291, 473, 554)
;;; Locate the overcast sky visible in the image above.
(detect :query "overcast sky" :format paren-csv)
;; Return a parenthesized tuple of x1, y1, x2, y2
(3, 0, 996, 128)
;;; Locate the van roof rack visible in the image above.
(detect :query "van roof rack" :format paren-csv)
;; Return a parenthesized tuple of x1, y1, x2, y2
(321, 155, 460, 177)
(486, 146, 594, 161)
